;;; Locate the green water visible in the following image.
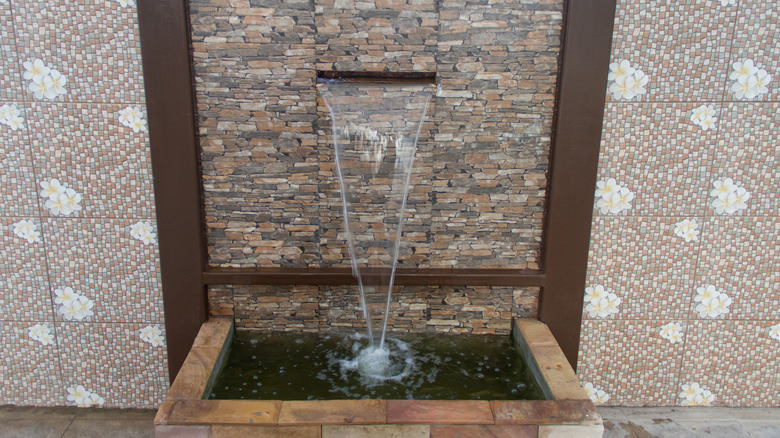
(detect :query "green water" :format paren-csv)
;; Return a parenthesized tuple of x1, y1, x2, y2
(208, 331, 545, 401)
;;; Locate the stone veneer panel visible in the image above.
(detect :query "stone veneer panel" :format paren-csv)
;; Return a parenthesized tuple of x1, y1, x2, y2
(190, 0, 563, 270)
(209, 284, 539, 334)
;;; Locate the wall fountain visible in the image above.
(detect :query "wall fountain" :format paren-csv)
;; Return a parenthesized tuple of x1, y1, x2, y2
(153, 74, 604, 436)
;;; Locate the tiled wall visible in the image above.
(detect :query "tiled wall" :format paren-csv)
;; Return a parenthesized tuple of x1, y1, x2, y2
(0, 0, 167, 407)
(578, 0, 779, 407)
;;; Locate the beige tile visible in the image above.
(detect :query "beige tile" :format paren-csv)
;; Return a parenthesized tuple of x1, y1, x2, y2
(0, 217, 53, 321)
(696, 217, 779, 320)
(27, 103, 155, 219)
(609, 0, 737, 101)
(0, 109, 39, 216)
(577, 320, 685, 406)
(586, 216, 701, 320)
(213, 425, 321, 438)
(0, 419, 73, 438)
(56, 322, 168, 409)
(323, 424, 429, 438)
(726, 1, 779, 102)
(0, 4, 24, 100)
(13, 0, 146, 103)
(538, 424, 604, 438)
(61, 419, 155, 438)
(710, 103, 779, 216)
(597, 103, 716, 216)
(155, 425, 212, 438)
(680, 320, 780, 407)
(0, 321, 64, 406)
(43, 218, 163, 323)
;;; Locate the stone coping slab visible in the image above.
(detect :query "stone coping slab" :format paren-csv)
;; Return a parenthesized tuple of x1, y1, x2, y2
(155, 317, 602, 437)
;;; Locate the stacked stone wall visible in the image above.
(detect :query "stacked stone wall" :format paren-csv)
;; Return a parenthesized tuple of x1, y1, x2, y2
(191, 0, 562, 328)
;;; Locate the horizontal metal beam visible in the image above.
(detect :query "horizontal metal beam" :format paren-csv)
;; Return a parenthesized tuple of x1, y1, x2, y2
(202, 267, 545, 287)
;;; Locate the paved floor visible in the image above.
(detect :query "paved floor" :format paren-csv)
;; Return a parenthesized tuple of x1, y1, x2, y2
(601, 407, 780, 438)
(1, 405, 779, 437)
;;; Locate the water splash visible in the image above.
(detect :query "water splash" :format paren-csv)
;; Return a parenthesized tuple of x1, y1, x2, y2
(317, 81, 434, 355)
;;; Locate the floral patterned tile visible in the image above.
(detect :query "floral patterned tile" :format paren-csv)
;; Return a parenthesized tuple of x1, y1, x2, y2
(0, 4, 24, 101)
(577, 319, 685, 406)
(0, 105, 40, 217)
(56, 322, 168, 409)
(0, 321, 64, 406)
(586, 216, 703, 320)
(596, 103, 715, 217)
(43, 218, 164, 324)
(725, 1, 779, 102)
(608, 0, 737, 102)
(0, 217, 53, 322)
(680, 320, 780, 407)
(12, 0, 145, 103)
(27, 103, 155, 219)
(695, 217, 780, 321)
(708, 103, 779, 217)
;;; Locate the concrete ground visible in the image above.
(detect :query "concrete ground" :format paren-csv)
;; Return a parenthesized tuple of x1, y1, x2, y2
(601, 407, 780, 438)
(1, 405, 779, 437)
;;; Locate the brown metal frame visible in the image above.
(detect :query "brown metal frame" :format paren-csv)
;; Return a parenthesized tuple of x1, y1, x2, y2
(136, 0, 615, 380)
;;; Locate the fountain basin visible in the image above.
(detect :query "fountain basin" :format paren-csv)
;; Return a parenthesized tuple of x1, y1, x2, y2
(155, 318, 603, 437)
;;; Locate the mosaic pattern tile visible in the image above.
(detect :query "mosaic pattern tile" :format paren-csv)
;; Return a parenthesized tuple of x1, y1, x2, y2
(597, 103, 715, 216)
(586, 216, 703, 320)
(695, 217, 780, 321)
(56, 322, 168, 408)
(0, 321, 64, 406)
(609, 0, 737, 101)
(681, 320, 780, 407)
(12, 0, 145, 103)
(0, 4, 24, 100)
(577, 320, 684, 406)
(727, 1, 779, 102)
(711, 103, 779, 216)
(43, 219, 163, 324)
(0, 217, 53, 322)
(0, 105, 40, 217)
(27, 103, 155, 219)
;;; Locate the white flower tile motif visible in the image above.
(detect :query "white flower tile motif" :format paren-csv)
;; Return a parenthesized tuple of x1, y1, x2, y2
(673, 219, 699, 242)
(768, 324, 780, 343)
(715, 0, 736, 6)
(23, 59, 67, 100)
(679, 382, 715, 406)
(54, 287, 95, 321)
(583, 382, 610, 405)
(28, 323, 55, 345)
(694, 285, 732, 318)
(115, 0, 137, 6)
(0, 103, 24, 130)
(66, 385, 105, 408)
(117, 107, 148, 133)
(659, 322, 685, 344)
(129, 221, 157, 245)
(584, 284, 622, 318)
(690, 104, 717, 131)
(607, 60, 649, 100)
(139, 325, 164, 347)
(710, 178, 750, 214)
(595, 178, 634, 214)
(12, 219, 41, 243)
(39, 178, 83, 216)
(730, 59, 772, 100)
